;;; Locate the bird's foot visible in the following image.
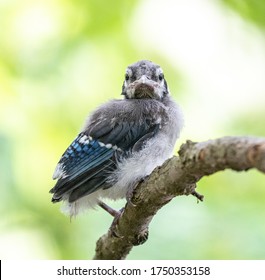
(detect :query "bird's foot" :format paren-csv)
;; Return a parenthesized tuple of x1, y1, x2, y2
(132, 228, 149, 246)
(109, 207, 125, 238)
(126, 175, 149, 207)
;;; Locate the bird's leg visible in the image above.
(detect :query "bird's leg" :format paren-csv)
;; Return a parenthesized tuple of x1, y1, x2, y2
(98, 200, 124, 238)
(98, 200, 120, 217)
(97, 198, 149, 244)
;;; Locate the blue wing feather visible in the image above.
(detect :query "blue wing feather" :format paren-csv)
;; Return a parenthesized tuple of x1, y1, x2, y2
(57, 134, 114, 179)
(50, 133, 117, 200)
(51, 119, 159, 203)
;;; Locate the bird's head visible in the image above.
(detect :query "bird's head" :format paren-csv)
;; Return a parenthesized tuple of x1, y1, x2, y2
(121, 60, 169, 100)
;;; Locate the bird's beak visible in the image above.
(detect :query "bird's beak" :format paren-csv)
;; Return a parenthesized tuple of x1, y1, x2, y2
(133, 75, 155, 98)
(138, 75, 148, 84)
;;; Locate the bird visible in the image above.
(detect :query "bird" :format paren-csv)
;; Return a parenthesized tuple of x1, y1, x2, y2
(50, 60, 184, 220)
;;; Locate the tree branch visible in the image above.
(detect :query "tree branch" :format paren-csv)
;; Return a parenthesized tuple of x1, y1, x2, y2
(93, 136, 265, 260)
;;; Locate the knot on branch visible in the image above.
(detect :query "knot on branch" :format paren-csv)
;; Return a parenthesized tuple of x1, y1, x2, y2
(247, 143, 265, 172)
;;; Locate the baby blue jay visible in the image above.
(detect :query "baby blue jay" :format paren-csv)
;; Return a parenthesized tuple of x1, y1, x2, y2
(50, 60, 184, 218)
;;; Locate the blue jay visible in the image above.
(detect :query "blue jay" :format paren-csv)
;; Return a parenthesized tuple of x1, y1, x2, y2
(50, 60, 184, 218)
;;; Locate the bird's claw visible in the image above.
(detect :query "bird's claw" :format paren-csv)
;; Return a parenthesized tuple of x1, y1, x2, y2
(132, 228, 149, 246)
(126, 175, 150, 207)
(109, 207, 125, 238)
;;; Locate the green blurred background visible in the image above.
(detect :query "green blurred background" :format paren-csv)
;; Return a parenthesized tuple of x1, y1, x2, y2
(1, 0, 265, 259)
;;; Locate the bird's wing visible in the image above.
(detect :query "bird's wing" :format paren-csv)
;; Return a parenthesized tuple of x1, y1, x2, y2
(50, 118, 159, 203)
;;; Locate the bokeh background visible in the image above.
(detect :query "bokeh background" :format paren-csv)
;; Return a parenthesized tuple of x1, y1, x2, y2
(1, 0, 265, 259)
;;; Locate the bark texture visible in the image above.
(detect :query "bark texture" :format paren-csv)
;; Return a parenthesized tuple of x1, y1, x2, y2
(93, 136, 265, 260)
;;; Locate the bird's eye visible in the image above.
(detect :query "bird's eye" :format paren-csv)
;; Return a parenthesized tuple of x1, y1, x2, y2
(158, 73, 164, 81)
(125, 73, 130, 81)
